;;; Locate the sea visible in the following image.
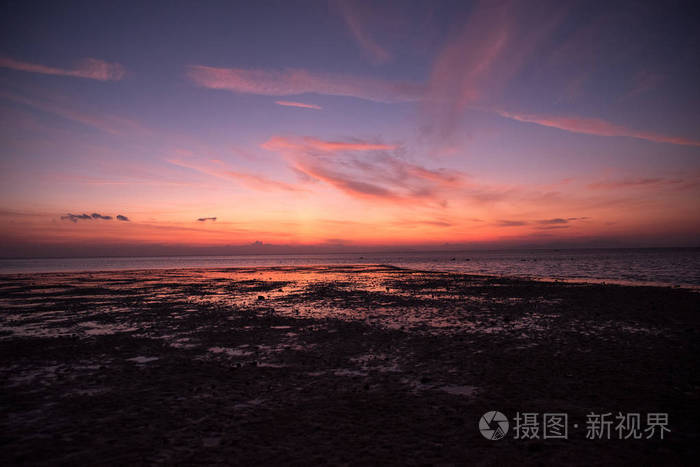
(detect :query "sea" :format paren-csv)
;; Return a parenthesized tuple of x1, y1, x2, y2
(1, 248, 699, 288)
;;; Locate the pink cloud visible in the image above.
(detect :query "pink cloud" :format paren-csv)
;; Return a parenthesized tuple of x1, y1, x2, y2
(221, 170, 305, 192)
(421, 3, 688, 151)
(292, 161, 401, 201)
(261, 135, 548, 209)
(391, 219, 454, 228)
(497, 111, 700, 147)
(423, 1, 566, 139)
(274, 101, 322, 110)
(187, 65, 423, 103)
(0, 57, 125, 81)
(1, 91, 146, 135)
(403, 164, 461, 186)
(587, 177, 684, 190)
(263, 136, 396, 153)
(427, 11, 509, 108)
(166, 158, 304, 192)
(496, 220, 528, 227)
(336, 0, 391, 64)
(262, 135, 466, 204)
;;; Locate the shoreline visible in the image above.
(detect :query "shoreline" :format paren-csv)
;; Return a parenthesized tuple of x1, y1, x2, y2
(1, 263, 699, 290)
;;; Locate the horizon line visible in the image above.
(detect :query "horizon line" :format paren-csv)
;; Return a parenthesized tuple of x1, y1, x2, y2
(1, 245, 698, 261)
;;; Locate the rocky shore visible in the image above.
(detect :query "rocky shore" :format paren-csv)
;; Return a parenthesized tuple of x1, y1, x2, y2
(1, 266, 698, 465)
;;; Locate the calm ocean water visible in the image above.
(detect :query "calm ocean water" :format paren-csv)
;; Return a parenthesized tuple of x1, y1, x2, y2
(0, 249, 698, 287)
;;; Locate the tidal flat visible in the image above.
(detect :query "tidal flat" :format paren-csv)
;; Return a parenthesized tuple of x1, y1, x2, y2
(1, 265, 698, 465)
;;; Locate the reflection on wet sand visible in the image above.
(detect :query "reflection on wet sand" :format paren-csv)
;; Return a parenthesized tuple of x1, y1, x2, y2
(1, 265, 698, 464)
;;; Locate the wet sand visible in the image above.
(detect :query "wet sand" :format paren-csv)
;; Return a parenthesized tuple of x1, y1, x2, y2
(1, 265, 698, 465)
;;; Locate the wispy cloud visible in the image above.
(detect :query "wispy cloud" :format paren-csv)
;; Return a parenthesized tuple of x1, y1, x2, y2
(292, 161, 399, 200)
(424, 0, 566, 139)
(336, 0, 391, 64)
(587, 177, 685, 190)
(496, 220, 528, 227)
(421, 2, 696, 149)
(167, 158, 304, 192)
(497, 111, 700, 147)
(197, 217, 217, 222)
(0, 57, 125, 81)
(391, 219, 454, 228)
(187, 65, 423, 103)
(274, 100, 322, 110)
(221, 170, 305, 192)
(262, 135, 548, 209)
(263, 136, 396, 153)
(496, 217, 588, 228)
(0, 91, 146, 135)
(116, 215, 130, 221)
(262, 135, 464, 204)
(535, 218, 568, 225)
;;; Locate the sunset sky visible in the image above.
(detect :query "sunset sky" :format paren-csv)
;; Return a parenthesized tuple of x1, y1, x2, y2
(1, 0, 698, 257)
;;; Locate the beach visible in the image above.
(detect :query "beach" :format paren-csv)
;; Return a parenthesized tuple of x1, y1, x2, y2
(1, 265, 698, 464)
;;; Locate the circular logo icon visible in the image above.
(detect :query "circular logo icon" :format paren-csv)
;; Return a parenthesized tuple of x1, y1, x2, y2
(479, 411, 509, 440)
